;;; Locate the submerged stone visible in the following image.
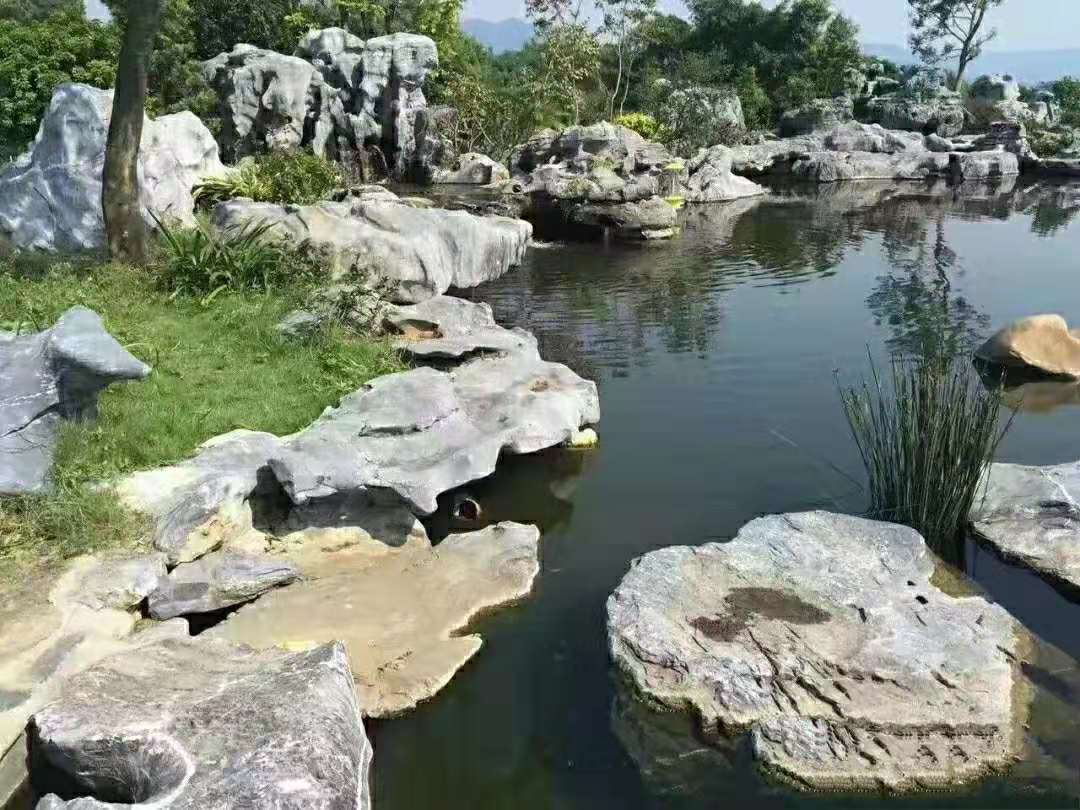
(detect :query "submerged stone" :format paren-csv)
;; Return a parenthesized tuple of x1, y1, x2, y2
(972, 461, 1080, 596)
(607, 511, 1027, 791)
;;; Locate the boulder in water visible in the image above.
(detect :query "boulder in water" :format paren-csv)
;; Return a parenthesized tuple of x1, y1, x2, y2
(607, 511, 1028, 791)
(976, 314, 1080, 379)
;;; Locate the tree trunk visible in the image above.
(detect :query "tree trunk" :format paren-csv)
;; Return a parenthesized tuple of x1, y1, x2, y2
(102, 0, 164, 264)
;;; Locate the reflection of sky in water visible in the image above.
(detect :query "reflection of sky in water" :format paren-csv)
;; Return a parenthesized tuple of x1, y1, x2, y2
(378, 180, 1080, 810)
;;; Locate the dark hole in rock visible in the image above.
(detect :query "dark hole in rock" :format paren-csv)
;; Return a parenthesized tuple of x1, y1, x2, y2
(691, 587, 831, 643)
(186, 603, 246, 636)
(29, 724, 188, 805)
(915, 595, 929, 605)
(451, 494, 482, 523)
(248, 466, 292, 533)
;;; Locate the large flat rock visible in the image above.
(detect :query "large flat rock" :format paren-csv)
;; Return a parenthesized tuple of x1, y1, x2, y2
(607, 511, 1028, 791)
(384, 295, 537, 361)
(209, 522, 542, 717)
(32, 639, 371, 809)
(972, 461, 1080, 596)
(1, 307, 150, 495)
(212, 196, 531, 303)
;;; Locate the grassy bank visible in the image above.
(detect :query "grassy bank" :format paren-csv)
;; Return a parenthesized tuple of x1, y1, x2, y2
(0, 259, 406, 577)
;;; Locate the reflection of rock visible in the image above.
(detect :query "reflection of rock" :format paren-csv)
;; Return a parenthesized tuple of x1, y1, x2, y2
(209, 523, 541, 718)
(607, 511, 1027, 791)
(976, 315, 1080, 379)
(32, 639, 372, 809)
(611, 683, 737, 803)
(212, 195, 531, 304)
(972, 461, 1080, 597)
(1, 307, 151, 496)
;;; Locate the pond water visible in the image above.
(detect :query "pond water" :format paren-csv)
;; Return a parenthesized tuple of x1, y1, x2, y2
(372, 180, 1080, 809)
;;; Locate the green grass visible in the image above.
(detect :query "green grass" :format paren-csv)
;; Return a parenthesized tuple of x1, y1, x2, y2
(0, 260, 405, 578)
(838, 351, 1013, 552)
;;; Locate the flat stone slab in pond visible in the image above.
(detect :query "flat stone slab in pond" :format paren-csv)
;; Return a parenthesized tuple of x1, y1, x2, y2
(32, 639, 371, 809)
(972, 461, 1080, 596)
(0, 307, 150, 495)
(209, 522, 541, 718)
(607, 511, 1028, 791)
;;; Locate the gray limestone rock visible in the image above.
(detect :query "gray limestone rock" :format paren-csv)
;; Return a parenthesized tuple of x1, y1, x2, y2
(384, 295, 537, 361)
(66, 554, 167, 612)
(148, 550, 301, 619)
(212, 197, 531, 303)
(684, 145, 767, 203)
(431, 153, 510, 185)
(778, 97, 855, 137)
(865, 96, 965, 138)
(607, 511, 1027, 791)
(971, 461, 1080, 596)
(568, 197, 679, 240)
(0, 84, 224, 253)
(203, 30, 437, 179)
(275, 309, 328, 341)
(0, 307, 150, 495)
(269, 350, 600, 515)
(31, 639, 371, 809)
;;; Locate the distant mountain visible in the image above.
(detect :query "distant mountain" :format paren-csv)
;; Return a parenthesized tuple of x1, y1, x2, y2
(863, 42, 1080, 84)
(463, 17, 534, 53)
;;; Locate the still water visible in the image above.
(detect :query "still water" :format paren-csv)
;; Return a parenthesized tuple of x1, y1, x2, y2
(373, 180, 1080, 809)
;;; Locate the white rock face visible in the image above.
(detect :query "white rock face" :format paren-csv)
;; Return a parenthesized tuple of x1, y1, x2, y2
(432, 152, 511, 185)
(685, 145, 767, 203)
(972, 461, 1080, 595)
(0, 84, 224, 253)
(607, 511, 1028, 791)
(212, 195, 532, 303)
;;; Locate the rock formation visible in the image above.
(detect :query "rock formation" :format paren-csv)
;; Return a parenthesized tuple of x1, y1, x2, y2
(203, 28, 438, 180)
(607, 511, 1028, 790)
(778, 97, 854, 137)
(968, 74, 1057, 128)
(32, 639, 372, 809)
(971, 461, 1080, 596)
(0, 307, 150, 495)
(976, 314, 1080, 379)
(0, 84, 224, 252)
(212, 191, 531, 303)
(209, 522, 542, 717)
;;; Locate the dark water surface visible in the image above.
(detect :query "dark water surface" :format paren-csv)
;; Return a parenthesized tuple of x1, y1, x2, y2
(373, 180, 1080, 809)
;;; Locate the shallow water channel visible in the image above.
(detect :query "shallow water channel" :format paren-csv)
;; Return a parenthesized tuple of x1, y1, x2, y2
(372, 180, 1080, 809)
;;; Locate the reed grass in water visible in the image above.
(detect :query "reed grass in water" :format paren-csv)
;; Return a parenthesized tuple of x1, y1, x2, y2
(839, 352, 1013, 551)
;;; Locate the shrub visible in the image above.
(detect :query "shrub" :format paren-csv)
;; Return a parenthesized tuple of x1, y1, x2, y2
(0, 8, 119, 152)
(613, 112, 670, 142)
(194, 152, 342, 207)
(838, 351, 1013, 552)
(156, 217, 320, 300)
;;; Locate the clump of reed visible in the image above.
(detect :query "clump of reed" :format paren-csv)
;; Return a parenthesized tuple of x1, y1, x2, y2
(838, 351, 1013, 551)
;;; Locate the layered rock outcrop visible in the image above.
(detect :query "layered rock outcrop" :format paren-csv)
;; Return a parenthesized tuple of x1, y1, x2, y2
(0, 307, 150, 495)
(212, 190, 531, 303)
(0, 84, 224, 252)
(608, 511, 1028, 790)
(203, 28, 438, 179)
(864, 68, 966, 138)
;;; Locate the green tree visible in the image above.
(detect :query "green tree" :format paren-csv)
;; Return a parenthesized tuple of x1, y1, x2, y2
(0, 7, 119, 153)
(189, 0, 298, 60)
(908, 0, 1005, 90)
(0, 0, 80, 22)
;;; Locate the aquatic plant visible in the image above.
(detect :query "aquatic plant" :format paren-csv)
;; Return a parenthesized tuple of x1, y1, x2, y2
(838, 350, 1013, 551)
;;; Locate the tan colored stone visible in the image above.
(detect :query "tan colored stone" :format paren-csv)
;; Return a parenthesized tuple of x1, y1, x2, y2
(210, 522, 541, 717)
(976, 314, 1080, 379)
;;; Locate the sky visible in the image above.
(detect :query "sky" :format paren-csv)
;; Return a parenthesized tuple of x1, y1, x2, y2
(463, 0, 1080, 51)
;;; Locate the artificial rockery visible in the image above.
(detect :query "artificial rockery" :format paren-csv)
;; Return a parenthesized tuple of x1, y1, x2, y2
(1, 20, 1079, 809)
